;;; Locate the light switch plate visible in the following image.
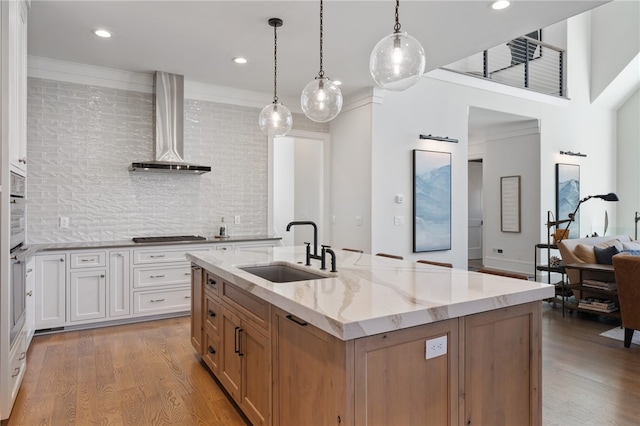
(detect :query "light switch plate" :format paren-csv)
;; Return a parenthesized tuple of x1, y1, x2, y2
(394, 216, 405, 226)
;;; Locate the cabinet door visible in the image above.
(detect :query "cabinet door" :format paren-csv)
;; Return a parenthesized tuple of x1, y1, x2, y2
(354, 318, 459, 426)
(25, 257, 35, 345)
(69, 270, 107, 322)
(219, 305, 243, 403)
(191, 265, 203, 354)
(109, 251, 131, 317)
(8, 0, 28, 173)
(463, 302, 541, 426)
(273, 310, 347, 426)
(241, 322, 271, 426)
(35, 254, 67, 328)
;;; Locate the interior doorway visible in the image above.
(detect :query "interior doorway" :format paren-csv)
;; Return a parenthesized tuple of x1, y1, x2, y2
(468, 159, 484, 266)
(269, 130, 331, 247)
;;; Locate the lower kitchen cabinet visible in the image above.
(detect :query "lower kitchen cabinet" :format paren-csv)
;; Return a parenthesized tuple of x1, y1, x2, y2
(219, 304, 271, 426)
(272, 309, 348, 426)
(69, 269, 107, 322)
(353, 318, 458, 425)
(272, 309, 458, 426)
(35, 254, 67, 328)
(109, 251, 130, 317)
(191, 265, 204, 355)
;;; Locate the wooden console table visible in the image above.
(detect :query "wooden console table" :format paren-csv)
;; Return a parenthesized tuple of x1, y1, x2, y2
(563, 263, 620, 319)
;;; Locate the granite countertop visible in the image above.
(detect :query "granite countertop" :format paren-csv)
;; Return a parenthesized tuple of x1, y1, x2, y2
(21, 235, 281, 258)
(187, 246, 554, 341)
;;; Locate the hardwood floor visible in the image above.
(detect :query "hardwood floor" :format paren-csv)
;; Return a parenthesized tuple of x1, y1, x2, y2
(5, 303, 640, 425)
(5, 318, 248, 426)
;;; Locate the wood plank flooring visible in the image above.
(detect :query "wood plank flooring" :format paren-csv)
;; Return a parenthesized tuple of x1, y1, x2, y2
(5, 303, 640, 425)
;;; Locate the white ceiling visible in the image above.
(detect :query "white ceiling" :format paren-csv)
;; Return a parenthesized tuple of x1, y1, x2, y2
(28, 0, 608, 102)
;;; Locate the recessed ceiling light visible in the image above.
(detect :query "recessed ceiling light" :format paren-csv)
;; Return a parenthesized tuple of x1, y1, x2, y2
(93, 29, 112, 38)
(233, 57, 248, 64)
(333, 80, 342, 86)
(491, 1, 510, 10)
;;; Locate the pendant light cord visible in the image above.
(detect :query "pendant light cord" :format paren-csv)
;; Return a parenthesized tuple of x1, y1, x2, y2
(318, 0, 324, 78)
(273, 23, 278, 103)
(394, 0, 401, 33)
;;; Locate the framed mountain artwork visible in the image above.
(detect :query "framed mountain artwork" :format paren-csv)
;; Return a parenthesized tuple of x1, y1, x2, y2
(556, 163, 580, 239)
(413, 150, 451, 252)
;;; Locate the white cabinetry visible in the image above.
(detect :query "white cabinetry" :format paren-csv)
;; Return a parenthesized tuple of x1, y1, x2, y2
(6, 0, 28, 175)
(32, 240, 278, 333)
(68, 251, 107, 322)
(109, 251, 130, 317)
(24, 256, 35, 345)
(132, 245, 211, 317)
(35, 253, 67, 328)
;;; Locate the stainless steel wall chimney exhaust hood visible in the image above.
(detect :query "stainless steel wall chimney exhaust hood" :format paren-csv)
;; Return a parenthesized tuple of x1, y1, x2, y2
(129, 71, 211, 174)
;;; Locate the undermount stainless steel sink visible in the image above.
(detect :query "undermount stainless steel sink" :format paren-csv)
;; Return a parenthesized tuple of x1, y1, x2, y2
(239, 263, 329, 283)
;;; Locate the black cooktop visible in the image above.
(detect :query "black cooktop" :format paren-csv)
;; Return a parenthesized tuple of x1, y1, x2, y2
(132, 235, 207, 243)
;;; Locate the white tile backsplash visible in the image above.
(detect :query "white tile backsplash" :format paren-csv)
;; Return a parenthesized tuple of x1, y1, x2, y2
(26, 77, 328, 243)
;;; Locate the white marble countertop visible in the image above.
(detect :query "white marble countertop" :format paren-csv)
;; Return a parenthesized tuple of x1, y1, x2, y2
(187, 246, 554, 341)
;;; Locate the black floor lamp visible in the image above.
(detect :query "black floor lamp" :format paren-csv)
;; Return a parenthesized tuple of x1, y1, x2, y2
(559, 193, 619, 240)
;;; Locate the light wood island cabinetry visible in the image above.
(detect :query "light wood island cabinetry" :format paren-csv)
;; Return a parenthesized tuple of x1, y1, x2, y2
(188, 247, 551, 426)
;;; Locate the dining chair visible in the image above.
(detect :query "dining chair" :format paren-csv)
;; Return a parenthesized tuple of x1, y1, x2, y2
(476, 268, 529, 280)
(342, 248, 364, 253)
(417, 259, 453, 268)
(375, 253, 404, 260)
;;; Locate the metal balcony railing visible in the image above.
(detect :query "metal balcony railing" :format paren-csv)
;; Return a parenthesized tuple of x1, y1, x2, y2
(442, 35, 566, 97)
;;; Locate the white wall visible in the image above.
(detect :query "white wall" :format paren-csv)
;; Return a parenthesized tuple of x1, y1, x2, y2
(330, 12, 618, 269)
(616, 88, 640, 237)
(590, 0, 640, 102)
(483, 123, 540, 273)
(273, 137, 295, 246)
(293, 137, 324, 246)
(330, 94, 374, 252)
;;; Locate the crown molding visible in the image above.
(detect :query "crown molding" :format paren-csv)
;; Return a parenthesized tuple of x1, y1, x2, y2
(27, 56, 302, 110)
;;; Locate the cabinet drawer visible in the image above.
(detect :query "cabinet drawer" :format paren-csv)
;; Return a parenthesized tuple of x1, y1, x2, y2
(133, 287, 191, 314)
(203, 326, 221, 376)
(205, 296, 220, 335)
(9, 331, 27, 401)
(133, 247, 211, 265)
(205, 272, 220, 298)
(222, 281, 270, 332)
(70, 252, 106, 269)
(133, 265, 192, 288)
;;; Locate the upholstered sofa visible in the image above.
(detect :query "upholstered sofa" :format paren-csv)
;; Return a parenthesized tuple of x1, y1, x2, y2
(557, 235, 633, 284)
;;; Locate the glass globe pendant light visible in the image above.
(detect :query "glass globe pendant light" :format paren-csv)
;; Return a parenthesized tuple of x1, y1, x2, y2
(300, 0, 343, 123)
(259, 18, 293, 137)
(369, 0, 426, 91)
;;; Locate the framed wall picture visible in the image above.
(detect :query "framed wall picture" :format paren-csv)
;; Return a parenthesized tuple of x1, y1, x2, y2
(556, 163, 580, 238)
(413, 150, 451, 252)
(501, 176, 521, 233)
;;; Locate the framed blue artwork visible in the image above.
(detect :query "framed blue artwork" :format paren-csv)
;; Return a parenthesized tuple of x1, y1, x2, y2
(413, 150, 451, 252)
(556, 163, 580, 239)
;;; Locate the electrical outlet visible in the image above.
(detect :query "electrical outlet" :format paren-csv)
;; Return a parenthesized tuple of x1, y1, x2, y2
(492, 248, 504, 254)
(425, 335, 447, 359)
(234, 215, 241, 225)
(59, 217, 69, 229)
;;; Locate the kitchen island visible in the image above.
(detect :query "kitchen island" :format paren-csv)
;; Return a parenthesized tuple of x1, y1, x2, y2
(188, 246, 554, 426)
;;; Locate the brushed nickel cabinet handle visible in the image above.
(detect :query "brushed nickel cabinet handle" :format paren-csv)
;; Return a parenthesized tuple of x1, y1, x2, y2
(19, 157, 27, 164)
(81, 258, 96, 262)
(149, 255, 165, 258)
(184, 295, 191, 299)
(12, 367, 20, 377)
(18, 352, 26, 360)
(150, 275, 165, 278)
(150, 298, 165, 303)
(26, 290, 33, 297)
(100, 274, 105, 278)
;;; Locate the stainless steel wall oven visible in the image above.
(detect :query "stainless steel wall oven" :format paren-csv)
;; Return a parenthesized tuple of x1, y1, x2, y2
(9, 172, 26, 348)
